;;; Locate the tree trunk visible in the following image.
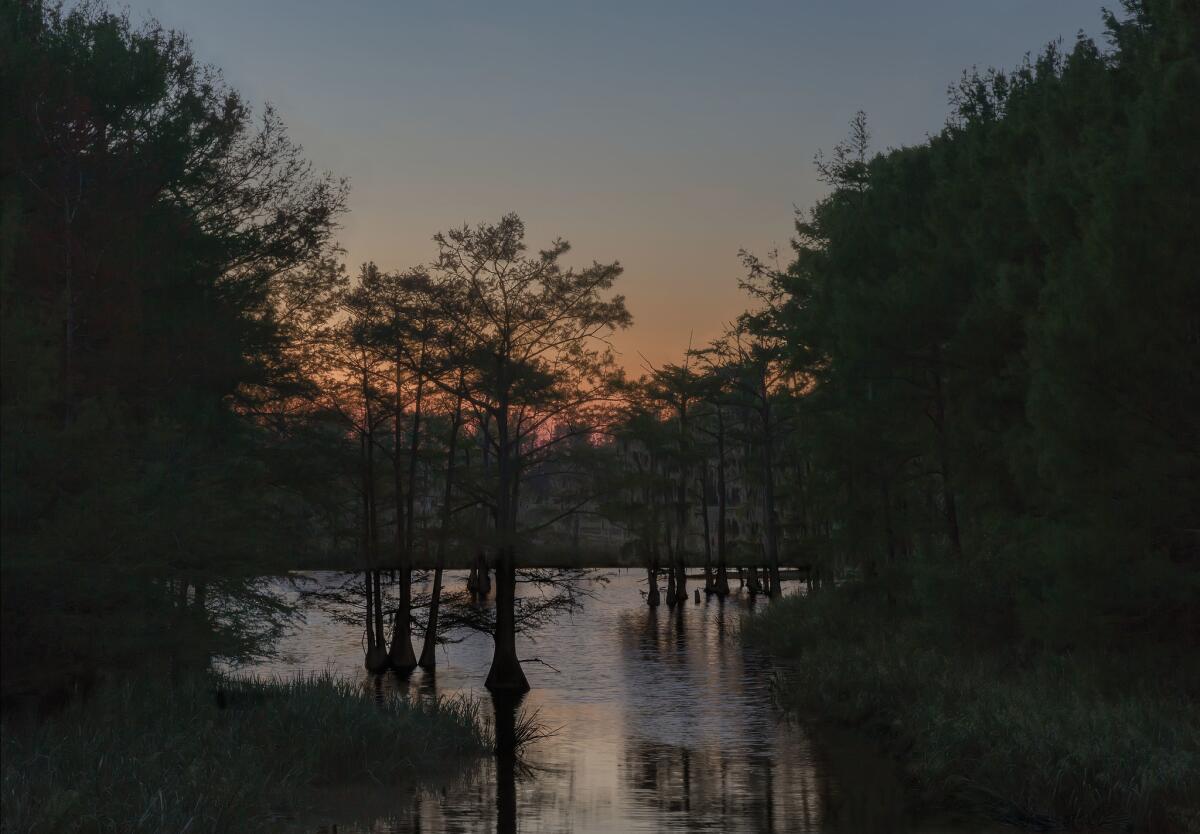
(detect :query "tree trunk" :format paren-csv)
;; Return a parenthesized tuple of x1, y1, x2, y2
(393, 363, 407, 569)
(747, 565, 762, 594)
(699, 473, 714, 593)
(362, 375, 389, 668)
(664, 522, 678, 606)
(387, 459, 416, 670)
(646, 564, 660, 607)
(368, 457, 386, 660)
(364, 571, 387, 672)
(762, 404, 783, 597)
(362, 556, 375, 664)
(388, 565, 416, 671)
(485, 406, 529, 694)
(674, 407, 690, 601)
(647, 491, 661, 607)
(405, 377, 423, 555)
(420, 391, 463, 671)
(362, 424, 388, 673)
(372, 569, 387, 658)
(476, 549, 491, 597)
(419, 561, 443, 671)
(715, 410, 730, 596)
(485, 545, 529, 693)
(391, 364, 424, 672)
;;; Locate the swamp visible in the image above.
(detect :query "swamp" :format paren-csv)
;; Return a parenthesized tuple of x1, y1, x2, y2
(2, 0, 1197, 831)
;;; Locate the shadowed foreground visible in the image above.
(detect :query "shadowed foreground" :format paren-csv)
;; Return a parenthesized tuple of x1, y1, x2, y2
(0, 674, 489, 833)
(745, 588, 1200, 833)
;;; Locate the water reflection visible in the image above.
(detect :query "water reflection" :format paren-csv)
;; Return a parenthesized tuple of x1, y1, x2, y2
(237, 572, 990, 833)
(486, 693, 512, 834)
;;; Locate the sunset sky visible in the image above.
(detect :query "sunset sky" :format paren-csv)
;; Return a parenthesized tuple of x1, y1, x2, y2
(137, 0, 1108, 371)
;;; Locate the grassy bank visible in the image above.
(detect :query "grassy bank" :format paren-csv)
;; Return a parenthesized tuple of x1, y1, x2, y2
(744, 585, 1200, 833)
(1, 673, 490, 833)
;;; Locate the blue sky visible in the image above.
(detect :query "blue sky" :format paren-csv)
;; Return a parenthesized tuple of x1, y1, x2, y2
(137, 0, 1111, 367)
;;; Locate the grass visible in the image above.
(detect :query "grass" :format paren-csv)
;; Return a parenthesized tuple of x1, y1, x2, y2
(1, 672, 490, 833)
(744, 588, 1200, 833)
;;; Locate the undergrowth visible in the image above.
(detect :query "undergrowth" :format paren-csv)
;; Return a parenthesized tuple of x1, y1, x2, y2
(744, 587, 1200, 833)
(1, 672, 490, 833)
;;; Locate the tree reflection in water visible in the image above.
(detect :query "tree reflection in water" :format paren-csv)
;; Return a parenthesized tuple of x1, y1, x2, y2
(490, 690, 530, 834)
(242, 572, 990, 833)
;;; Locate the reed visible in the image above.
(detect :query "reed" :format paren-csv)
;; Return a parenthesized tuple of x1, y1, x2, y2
(745, 591, 1200, 832)
(1, 672, 490, 834)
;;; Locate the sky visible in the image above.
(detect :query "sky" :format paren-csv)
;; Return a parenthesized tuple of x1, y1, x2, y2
(135, 0, 1111, 372)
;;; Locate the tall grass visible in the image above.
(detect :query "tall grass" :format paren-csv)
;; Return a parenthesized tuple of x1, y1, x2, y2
(1, 673, 490, 833)
(744, 591, 1200, 833)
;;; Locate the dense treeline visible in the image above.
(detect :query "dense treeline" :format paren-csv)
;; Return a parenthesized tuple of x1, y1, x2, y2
(1, 0, 348, 699)
(1, 1, 619, 704)
(755, 0, 1199, 653)
(742, 2, 1199, 829)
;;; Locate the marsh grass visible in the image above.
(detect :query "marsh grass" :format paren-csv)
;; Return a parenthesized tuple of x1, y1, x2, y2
(745, 592, 1200, 833)
(1, 672, 490, 833)
(510, 706, 561, 751)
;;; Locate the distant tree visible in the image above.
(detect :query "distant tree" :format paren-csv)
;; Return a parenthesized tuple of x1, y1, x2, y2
(601, 396, 681, 606)
(311, 271, 393, 670)
(346, 266, 444, 672)
(691, 378, 735, 596)
(697, 311, 794, 597)
(642, 356, 708, 604)
(417, 375, 467, 670)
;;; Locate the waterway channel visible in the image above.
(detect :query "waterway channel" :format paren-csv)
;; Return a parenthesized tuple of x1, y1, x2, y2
(235, 570, 995, 833)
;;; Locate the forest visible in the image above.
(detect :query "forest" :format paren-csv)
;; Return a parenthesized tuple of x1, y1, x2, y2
(2, 0, 1197, 832)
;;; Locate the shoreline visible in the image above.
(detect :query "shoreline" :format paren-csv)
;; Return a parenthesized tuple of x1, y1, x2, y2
(744, 591, 1200, 833)
(0, 673, 491, 833)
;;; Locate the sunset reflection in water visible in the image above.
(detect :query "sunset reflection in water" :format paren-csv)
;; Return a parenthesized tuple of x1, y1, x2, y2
(234, 571, 982, 833)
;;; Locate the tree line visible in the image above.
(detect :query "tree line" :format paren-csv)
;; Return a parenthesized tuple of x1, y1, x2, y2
(3, 0, 348, 699)
(3, 0, 1196, 708)
(731, 0, 1198, 655)
(631, 0, 1197, 658)
(0, 3, 634, 698)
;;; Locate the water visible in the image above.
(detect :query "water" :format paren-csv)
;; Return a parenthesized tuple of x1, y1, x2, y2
(234, 570, 993, 833)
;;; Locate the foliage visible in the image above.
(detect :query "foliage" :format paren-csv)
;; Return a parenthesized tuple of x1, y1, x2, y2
(748, 0, 1199, 648)
(0, 673, 489, 833)
(741, 2, 1199, 830)
(0, 0, 347, 696)
(745, 589, 1200, 832)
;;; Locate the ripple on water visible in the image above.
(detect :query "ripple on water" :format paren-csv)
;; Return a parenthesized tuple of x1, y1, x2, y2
(229, 570, 996, 834)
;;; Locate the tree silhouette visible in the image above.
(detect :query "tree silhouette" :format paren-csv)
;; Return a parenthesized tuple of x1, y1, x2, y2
(421, 214, 631, 692)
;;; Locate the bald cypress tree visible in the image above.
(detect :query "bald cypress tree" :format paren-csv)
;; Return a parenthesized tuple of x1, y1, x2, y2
(423, 214, 631, 693)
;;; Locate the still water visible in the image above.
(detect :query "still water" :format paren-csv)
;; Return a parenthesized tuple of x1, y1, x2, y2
(234, 571, 992, 834)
